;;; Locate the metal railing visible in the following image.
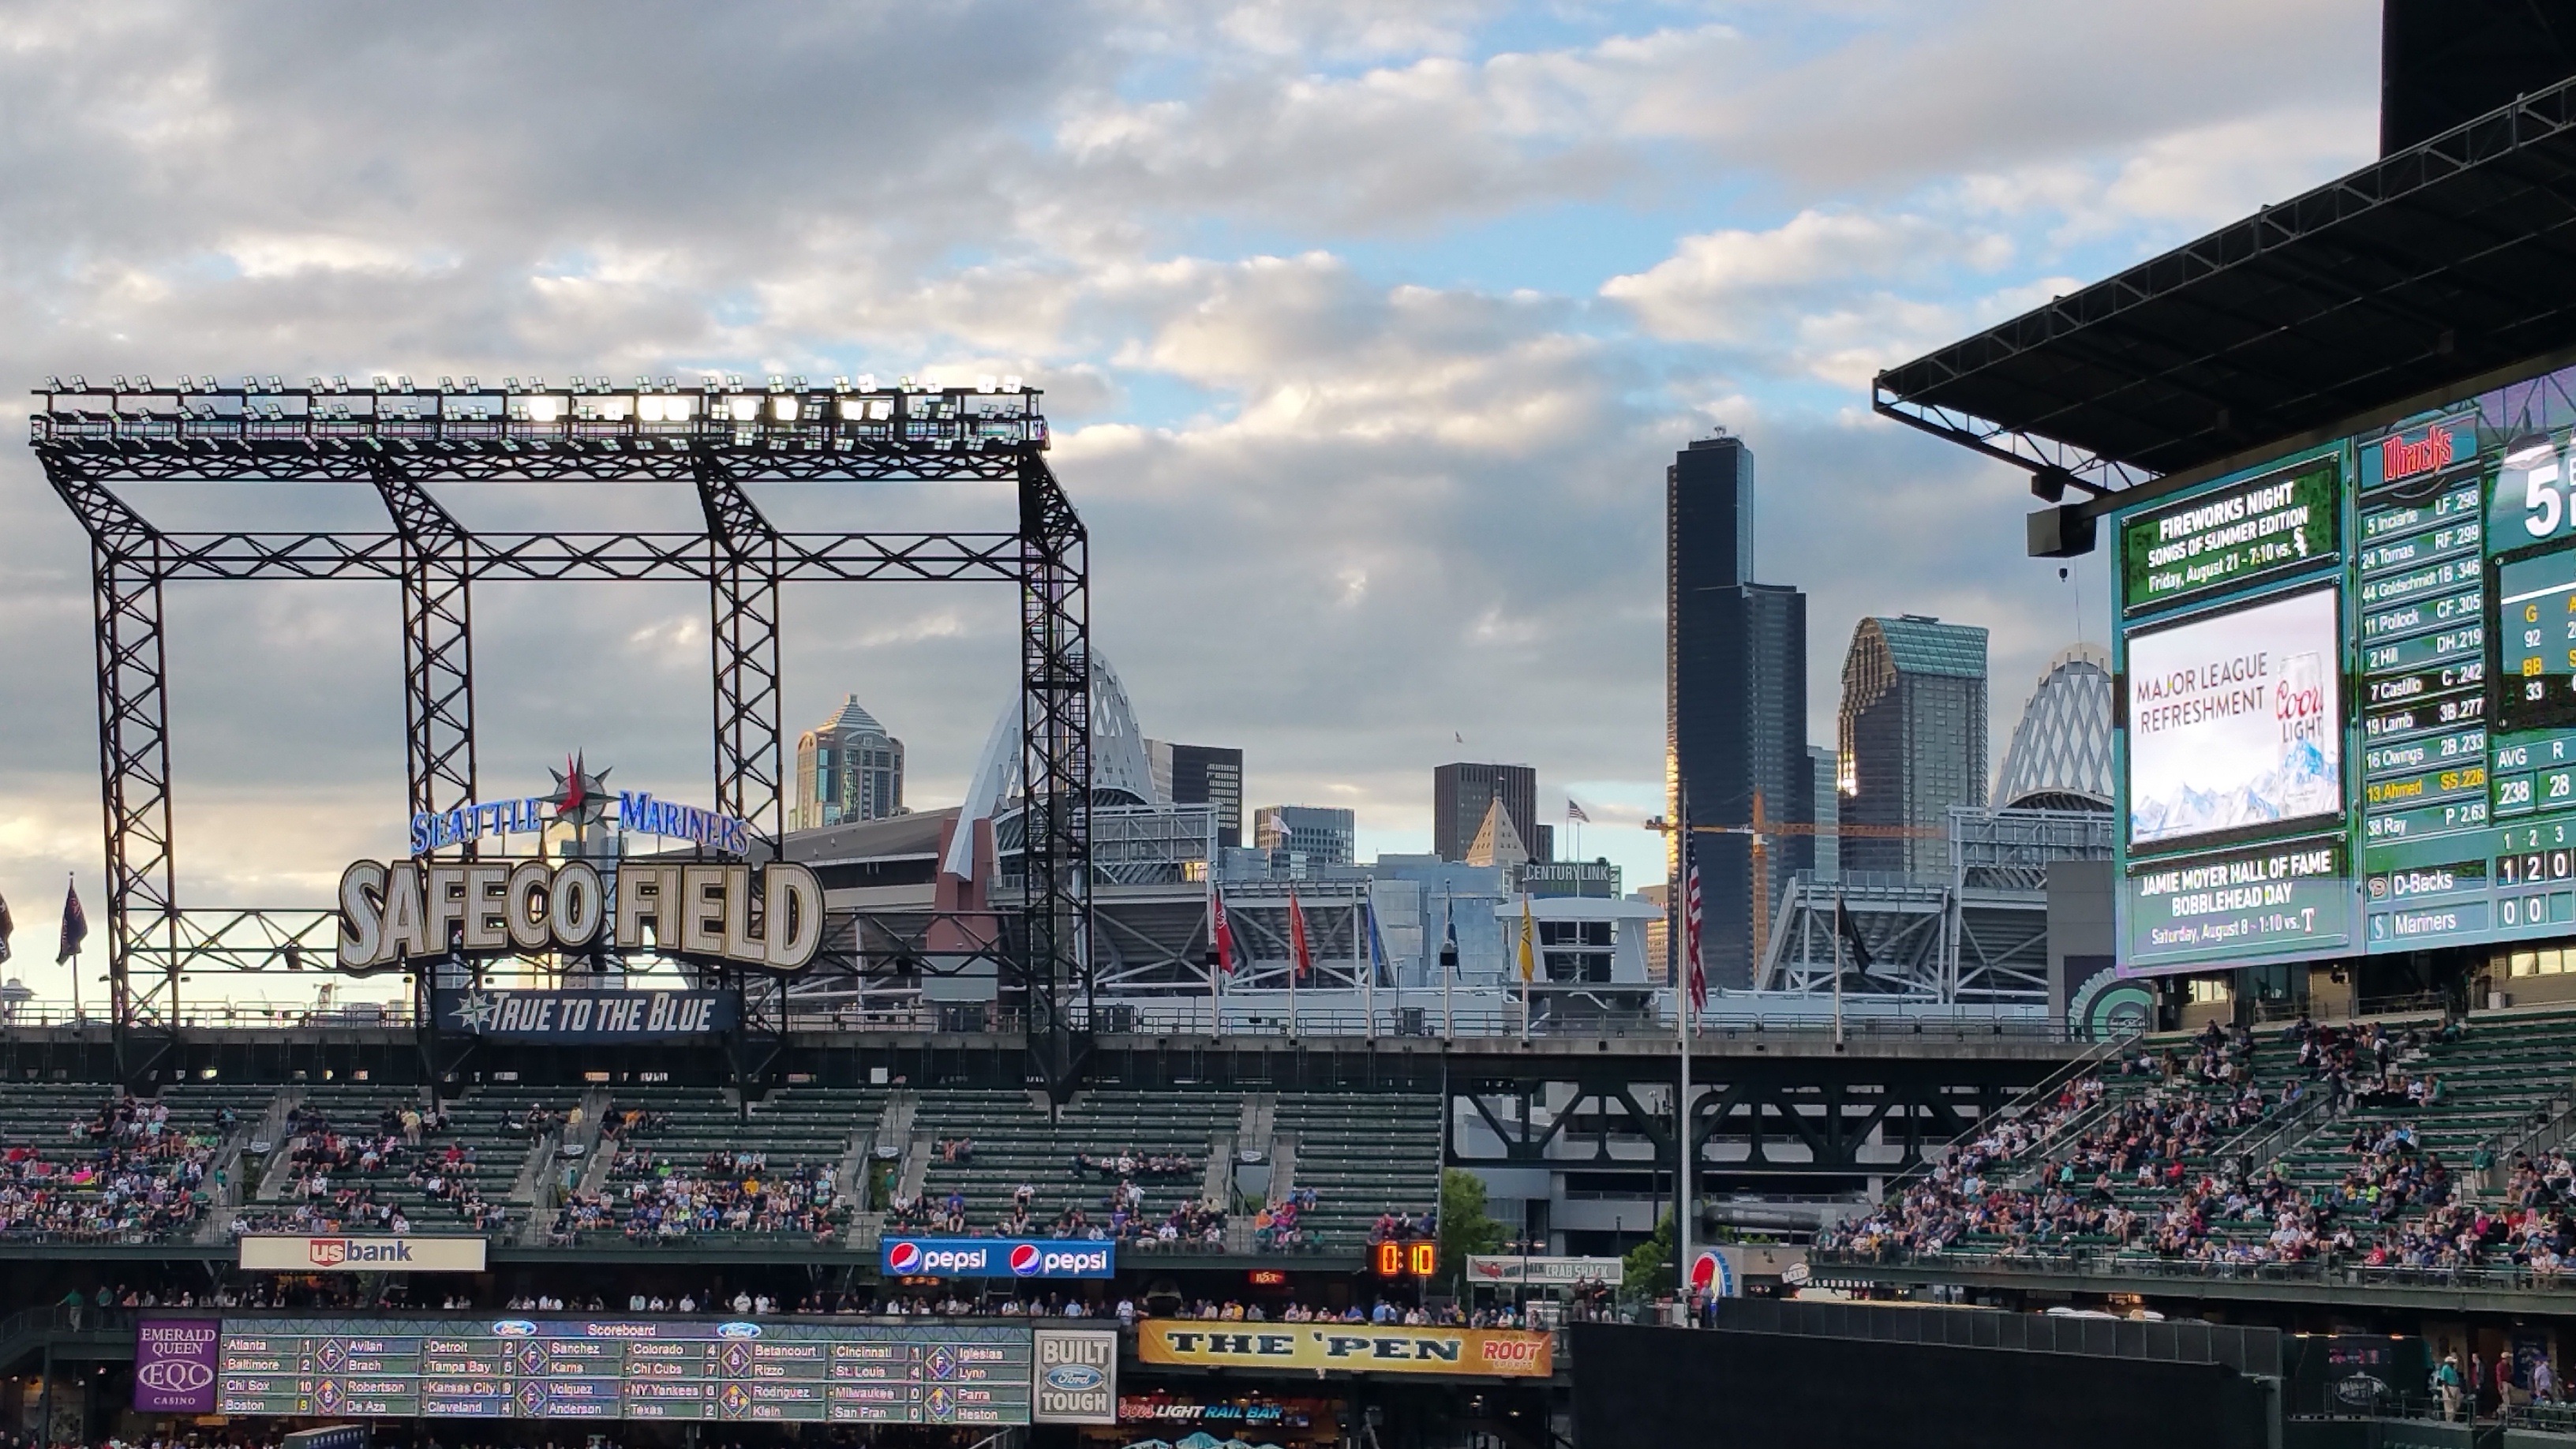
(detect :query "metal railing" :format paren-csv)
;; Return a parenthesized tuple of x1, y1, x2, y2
(1814, 1245, 2576, 1297)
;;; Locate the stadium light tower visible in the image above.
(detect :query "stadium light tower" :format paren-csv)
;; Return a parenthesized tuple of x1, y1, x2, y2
(32, 372, 1097, 1096)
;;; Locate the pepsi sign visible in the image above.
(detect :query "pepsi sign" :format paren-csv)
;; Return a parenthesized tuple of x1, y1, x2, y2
(879, 1237, 1114, 1279)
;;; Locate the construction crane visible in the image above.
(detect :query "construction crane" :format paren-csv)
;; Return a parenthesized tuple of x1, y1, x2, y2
(1646, 788, 1944, 969)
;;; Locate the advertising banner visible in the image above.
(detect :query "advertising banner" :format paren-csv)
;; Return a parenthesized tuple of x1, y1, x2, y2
(1031, 1328, 1118, 1425)
(1135, 1322, 1553, 1379)
(2125, 584, 2343, 850)
(238, 1234, 489, 1273)
(880, 1237, 1115, 1279)
(432, 988, 736, 1043)
(133, 1317, 220, 1413)
(1462, 1255, 1623, 1286)
(2121, 456, 2340, 613)
(2125, 835, 2350, 970)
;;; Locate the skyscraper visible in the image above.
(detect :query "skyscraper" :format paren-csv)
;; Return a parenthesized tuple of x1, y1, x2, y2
(1255, 805, 1357, 868)
(1148, 740, 1245, 848)
(1433, 763, 1537, 865)
(1809, 744, 1840, 885)
(1837, 615, 1989, 878)
(792, 695, 905, 831)
(1667, 434, 1810, 989)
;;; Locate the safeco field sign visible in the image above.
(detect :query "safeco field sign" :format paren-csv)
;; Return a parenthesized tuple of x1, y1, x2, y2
(1136, 1322, 1552, 1378)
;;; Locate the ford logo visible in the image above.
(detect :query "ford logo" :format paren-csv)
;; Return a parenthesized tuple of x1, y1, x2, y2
(137, 1361, 213, 1392)
(715, 1322, 762, 1339)
(489, 1320, 538, 1337)
(1043, 1364, 1103, 1392)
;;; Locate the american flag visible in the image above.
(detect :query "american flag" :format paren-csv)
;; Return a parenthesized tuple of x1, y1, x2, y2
(1684, 857, 1706, 1015)
(1567, 799, 1589, 824)
(56, 878, 87, 966)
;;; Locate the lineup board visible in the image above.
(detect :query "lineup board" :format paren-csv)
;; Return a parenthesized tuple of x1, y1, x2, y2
(215, 1317, 1032, 1424)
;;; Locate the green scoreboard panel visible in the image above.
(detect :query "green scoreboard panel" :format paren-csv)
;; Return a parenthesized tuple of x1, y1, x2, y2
(2114, 363, 2576, 972)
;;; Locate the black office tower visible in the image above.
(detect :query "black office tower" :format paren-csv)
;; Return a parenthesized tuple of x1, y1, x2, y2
(1668, 435, 1810, 990)
(1434, 762, 1538, 864)
(1151, 741, 1245, 850)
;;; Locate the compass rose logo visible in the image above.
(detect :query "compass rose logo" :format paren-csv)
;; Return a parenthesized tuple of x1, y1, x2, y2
(545, 752, 614, 830)
(451, 990, 501, 1031)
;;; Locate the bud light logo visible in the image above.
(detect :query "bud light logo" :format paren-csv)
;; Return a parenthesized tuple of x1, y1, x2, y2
(880, 1237, 1115, 1279)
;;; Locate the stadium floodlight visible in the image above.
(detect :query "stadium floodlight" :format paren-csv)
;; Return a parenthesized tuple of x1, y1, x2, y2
(523, 395, 563, 423)
(728, 395, 760, 423)
(1004, 375, 1024, 392)
(856, 374, 876, 391)
(976, 374, 997, 393)
(773, 395, 799, 422)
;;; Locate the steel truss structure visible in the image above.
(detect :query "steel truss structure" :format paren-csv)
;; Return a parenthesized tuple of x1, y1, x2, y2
(33, 375, 1093, 1094)
(1447, 1047, 2050, 1185)
(1759, 807, 2114, 1002)
(1874, 69, 2576, 501)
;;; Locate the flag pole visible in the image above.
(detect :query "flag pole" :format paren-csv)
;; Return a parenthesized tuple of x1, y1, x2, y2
(1359, 886, 1374, 1040)
(1441, 887, 1455, 1041)
(1677, 926, 1693, 1310)
(1206, 873, 1220, 1036)
(1833, 891, 1846, 1048)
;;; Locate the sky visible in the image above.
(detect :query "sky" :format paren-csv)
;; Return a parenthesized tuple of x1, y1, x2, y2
(0, 0, 2384, 1005)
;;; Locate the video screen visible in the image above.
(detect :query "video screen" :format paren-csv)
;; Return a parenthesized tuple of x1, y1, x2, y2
(2125, 584, 2344, 852)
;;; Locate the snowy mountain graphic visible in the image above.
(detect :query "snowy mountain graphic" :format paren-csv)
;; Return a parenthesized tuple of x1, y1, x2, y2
(2132, 736, 2338, 844)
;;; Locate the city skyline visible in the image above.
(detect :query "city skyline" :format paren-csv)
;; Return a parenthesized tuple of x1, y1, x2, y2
(0, 2, 2379, 1001)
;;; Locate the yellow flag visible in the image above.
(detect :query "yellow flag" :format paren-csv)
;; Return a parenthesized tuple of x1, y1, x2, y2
(1518, 896, 1536, 982)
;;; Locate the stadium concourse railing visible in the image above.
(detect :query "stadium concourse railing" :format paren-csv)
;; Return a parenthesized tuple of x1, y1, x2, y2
(0, 997, 2090, 1042)
(1810, 1245, 2576, 1297)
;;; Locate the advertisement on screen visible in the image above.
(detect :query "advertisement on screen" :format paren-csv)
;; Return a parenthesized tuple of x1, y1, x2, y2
(2125, 584, 2344, 851)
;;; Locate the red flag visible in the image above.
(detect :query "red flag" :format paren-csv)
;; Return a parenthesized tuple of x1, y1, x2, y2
(1684, 859, 1706, 1014)
(1286, 887, 1313, 980)
(1211, 885, 1236, 976)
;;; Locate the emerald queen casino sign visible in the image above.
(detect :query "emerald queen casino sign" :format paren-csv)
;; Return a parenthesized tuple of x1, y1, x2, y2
(2110, 361, 2576, 974)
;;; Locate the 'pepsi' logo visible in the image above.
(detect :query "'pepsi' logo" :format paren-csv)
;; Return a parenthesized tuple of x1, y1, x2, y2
(1009, 1245, 1042, 1275)
(886, 1241, 923, 1273)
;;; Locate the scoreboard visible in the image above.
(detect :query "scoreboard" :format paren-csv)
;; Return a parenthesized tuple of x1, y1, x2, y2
(214, 1316, 1032, 1425)
(2111, 359, 2576, 972)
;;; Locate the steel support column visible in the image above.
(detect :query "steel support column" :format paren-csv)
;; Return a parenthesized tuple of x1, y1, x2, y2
(370, 459, 477, 843)
(695, 454, 786, 846)
(42, 457, 178, 1069)
(1020, 455, 1091, 1100)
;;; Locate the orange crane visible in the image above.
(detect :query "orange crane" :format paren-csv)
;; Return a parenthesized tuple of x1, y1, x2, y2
(1646, 788, 1944, 967)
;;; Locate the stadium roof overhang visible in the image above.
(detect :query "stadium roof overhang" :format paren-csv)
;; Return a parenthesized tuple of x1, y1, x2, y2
(1874, 70, 2576, 530)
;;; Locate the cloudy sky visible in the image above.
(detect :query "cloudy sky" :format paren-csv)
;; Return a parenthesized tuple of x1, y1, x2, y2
(0, 0, 2382, 1002)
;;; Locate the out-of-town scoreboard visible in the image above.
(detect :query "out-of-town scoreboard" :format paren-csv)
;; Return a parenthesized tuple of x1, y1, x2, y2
(212, 1317, 1032, 1425)
(2113, 361, 2576, 972)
